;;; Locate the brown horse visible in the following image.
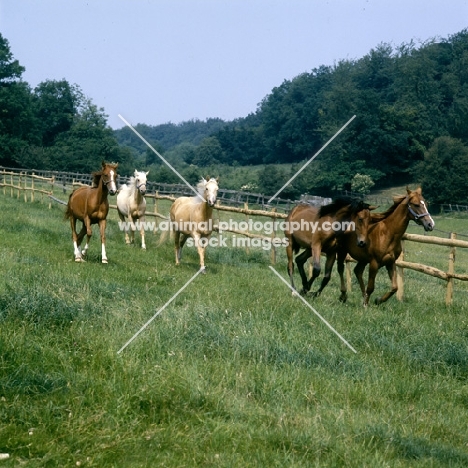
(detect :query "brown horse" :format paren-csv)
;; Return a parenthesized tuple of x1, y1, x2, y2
(65, 161, 118, 263)
(336, 187, 434, 305)
(169, 177, 219, 271)
(285, 198, 375, 296)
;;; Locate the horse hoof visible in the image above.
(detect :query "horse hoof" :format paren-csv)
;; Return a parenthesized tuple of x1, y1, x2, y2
(311, 291, 320, 298)
(200, 267, 207, 274)
(75, 257, 85, 263)
(339, 294, 348, 303)
(291, 290, 299, 297)
(299, 289, 308, 296)
(102, 259, 108, 264)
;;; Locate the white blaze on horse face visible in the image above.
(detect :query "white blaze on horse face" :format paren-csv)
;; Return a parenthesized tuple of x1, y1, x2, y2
(108, 170, 117, 195)
(205, 180, 218, 206)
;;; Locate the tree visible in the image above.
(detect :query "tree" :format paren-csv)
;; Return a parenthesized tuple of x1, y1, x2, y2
(0, 34, 38, 166)
(351, 173, 375, 195)
(415, 136, 468, 204)
(33, 79, 78, 146)
(192, 137, 224, 166)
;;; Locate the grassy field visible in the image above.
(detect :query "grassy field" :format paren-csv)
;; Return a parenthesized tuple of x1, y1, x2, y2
(1, 193, 468, 467)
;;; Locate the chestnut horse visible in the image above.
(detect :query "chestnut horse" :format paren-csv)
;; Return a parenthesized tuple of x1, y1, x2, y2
(336, 187, 434, 306)
(285, 198, 375, 296)
(65, 161, 118, 263)
(169, 177, 219, 271)
(117, 170, 149, 249)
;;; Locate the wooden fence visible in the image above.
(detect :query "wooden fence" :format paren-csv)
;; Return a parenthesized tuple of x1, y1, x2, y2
(2, 168, 468, 304)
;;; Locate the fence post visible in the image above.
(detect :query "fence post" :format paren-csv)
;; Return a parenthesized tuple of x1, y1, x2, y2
(31, 173, 35, 202)
(49, 176, 55, 209)
(244, 202, 250, 255)
(346, 258, 352, 292)
(396, 241, 404, 301)
(446, 232, 456, 306)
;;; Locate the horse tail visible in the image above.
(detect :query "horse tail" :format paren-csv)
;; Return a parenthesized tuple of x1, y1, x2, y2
(64, 193, 74, 220)
(291, 235, 300, 254)
(157, 216, 173, 246)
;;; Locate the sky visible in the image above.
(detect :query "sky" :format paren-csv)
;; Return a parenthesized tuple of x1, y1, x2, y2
(1, 0, 468, 130)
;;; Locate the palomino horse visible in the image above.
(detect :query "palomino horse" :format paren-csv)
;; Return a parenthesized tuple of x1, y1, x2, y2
(170, 177, 219, 271)
(336, 187, 434, 306)
(65, 161, 118, 263)
(285, 198, 375, 296)
(117, 170, 149, 249)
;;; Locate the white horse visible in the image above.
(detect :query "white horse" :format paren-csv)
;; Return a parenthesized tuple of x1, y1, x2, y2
(169, 177, 219, 271)
(117, 170, 149, 249)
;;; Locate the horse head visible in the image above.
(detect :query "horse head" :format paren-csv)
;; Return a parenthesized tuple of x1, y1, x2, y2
(203, 177, 219, 207)
(134, 169, 148, 195)
(101, 161, 118, 196)
(405, 187, 435, 232)
(353, 201, 378, 248)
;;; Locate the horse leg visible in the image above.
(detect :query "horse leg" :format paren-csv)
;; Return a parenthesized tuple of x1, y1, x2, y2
(312, 251, 336, 298)
(193, 233, 207, 272)
(128, 214, 136, 245)
(354, 261, 368, 305)
(337, 250, 348, 302)
(139, 214, 146, 250)
(174, 231, 181, 265)
(81, 217, 93, 259)
(375, 262, 397, 305)
(99, 219, 108, 264)
(364, 261, 380, 307)
(295, 248, 312, 295)
(70, 217, 84, 262)
(305, 244, 322, 294)
(286, 240, 297, 292)
(118, 210, 130, 245)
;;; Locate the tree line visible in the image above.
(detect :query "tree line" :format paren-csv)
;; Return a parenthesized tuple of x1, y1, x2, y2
(2, 29, 468, 204)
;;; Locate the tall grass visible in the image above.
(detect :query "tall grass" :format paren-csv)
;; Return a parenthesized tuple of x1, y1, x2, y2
(1, 195, 468, 467)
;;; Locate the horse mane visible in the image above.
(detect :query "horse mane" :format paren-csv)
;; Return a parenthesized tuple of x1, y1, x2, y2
(371, 194, 407, 222)
(193, 178, 218, 202)
(91, 171, 103, 188)
(318, 197, 368, 218)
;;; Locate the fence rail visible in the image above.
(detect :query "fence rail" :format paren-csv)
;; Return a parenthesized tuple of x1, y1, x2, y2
(2, 166, 467, 304)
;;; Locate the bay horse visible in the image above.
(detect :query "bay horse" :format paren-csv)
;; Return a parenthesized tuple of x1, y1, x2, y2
(65, 161, 118, 263)
(285, 198, 376, 296)
(169, 177, 219, 271)
(336, 187, 434, 306)
(117, 170, 149, 249)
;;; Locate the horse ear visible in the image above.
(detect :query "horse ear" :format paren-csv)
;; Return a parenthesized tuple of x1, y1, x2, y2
(205, 176, 210, 182)
(415, 186, 422, 194)
(216, 177, 219, 183)
(406, 186, 412, 195)
(146, 171, 149, 176)
(101, 160, 106, 168)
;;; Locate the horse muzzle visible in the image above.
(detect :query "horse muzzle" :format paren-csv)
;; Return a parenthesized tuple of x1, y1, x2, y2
(357, 239, 367, 248)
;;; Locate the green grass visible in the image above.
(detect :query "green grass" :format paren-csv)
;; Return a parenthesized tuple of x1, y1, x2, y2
(1, 193, 468, 467)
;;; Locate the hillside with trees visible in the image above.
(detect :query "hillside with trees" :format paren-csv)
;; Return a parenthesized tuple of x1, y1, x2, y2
(2, 29, 468, 203)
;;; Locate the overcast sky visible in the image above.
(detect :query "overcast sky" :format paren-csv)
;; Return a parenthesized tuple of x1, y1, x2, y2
(2, 1, 467, 129)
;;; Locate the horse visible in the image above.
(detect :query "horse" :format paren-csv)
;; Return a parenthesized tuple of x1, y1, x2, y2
(116, 170, 149, 249)
(285, 198, 376, 296)
(336, 187, 435, 306)
(65, 161, 118, 263)
(169, 177, 219, 271)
